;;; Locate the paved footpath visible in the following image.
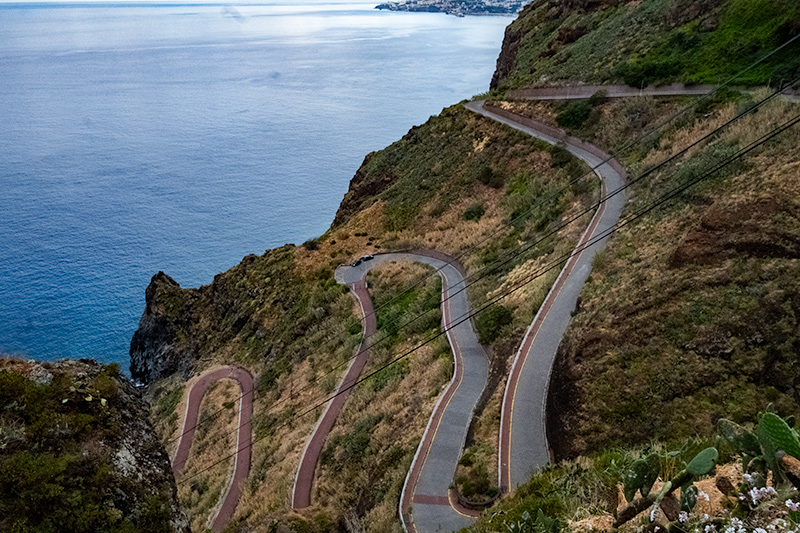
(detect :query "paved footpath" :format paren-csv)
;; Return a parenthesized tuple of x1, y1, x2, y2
(465, 100, 627, 493)
(172, 366, 254, 532)
(335, 252, 489, 533)
(292, 278, 377, 509)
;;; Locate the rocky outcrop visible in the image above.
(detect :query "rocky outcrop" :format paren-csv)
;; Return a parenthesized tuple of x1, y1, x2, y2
(130, 272, 198, 384)
(0, 358, 190, 532)
(331, 150, 402, 227)
(490, 24, 523, 89)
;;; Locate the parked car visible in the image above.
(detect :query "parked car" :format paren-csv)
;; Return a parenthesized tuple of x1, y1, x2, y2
(350, 259, 362, 267)
(361, 255, 374, 261)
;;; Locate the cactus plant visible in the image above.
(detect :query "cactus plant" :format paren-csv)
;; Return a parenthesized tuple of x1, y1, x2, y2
(757, 412, 800, 481)
(680, 484, 698, 513)
(718, 418, 761, 456)
(623, 452, 660, 502)
(686, 447, 718, 477)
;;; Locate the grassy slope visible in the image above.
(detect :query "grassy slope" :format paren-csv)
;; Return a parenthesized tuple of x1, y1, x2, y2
(143, 104, 596, 530)
(547, 93, 800, 459)
(492, 0, 800, 90)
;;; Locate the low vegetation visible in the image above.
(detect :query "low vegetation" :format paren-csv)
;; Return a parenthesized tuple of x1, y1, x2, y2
(140, 101, 596, 529)
(177, 379, 239, 532)
(547, 92, 800, 460)
(311, 261, 449, 532)
(0, 358, 185, 532)
(492, 0, 800, 91)
(465, 410, 800, 533)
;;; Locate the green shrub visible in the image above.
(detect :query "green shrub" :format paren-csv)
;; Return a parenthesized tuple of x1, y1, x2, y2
(464, 204, 486, 221)
(556, 101, 592, 130)
(476, 306, 513, 344)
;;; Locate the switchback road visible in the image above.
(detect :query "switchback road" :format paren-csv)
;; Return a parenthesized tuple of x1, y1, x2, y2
(172, 366, 254, 532)
(465, 100, 627, 493)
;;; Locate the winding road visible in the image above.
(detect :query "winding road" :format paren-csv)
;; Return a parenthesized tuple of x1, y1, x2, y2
(293, 103, 628, 531)
(465, 101, 627, 493)
(172, 366, 254, 533)
(292, 251, 489, 532)
(292, 278, 377, 509)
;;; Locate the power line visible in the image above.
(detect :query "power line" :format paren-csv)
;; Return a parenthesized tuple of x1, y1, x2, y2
(167, 68, 800, 444)
(169, 77, 797, 449)
(178, 107, 800, 485)
(166, 27, 800, 446)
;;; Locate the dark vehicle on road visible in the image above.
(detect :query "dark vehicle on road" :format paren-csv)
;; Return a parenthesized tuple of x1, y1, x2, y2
(351, 259, 362, 267)
(362, 255, 374, 261)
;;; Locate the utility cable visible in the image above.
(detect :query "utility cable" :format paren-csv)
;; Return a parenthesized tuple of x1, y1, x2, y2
(168, 72, 800, 448)
(177, 108, 800, 484)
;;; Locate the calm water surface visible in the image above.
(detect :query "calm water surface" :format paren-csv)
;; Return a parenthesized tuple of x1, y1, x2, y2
(0, 1, 510, 365)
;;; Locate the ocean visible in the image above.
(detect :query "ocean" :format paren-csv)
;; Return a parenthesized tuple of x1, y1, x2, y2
(0, 1, 510, 366)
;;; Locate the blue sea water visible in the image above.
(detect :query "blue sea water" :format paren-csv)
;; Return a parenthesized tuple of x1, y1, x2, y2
(0, 1, 510, 366)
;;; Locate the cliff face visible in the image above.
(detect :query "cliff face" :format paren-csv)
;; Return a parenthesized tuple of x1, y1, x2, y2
(0, 357, 189, 532)
(130, 272, 198, 383)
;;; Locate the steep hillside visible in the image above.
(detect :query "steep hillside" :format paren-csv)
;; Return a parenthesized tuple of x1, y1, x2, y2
(491, 0, 800, 90)
(546, 92, 800, 459)
(0, 357, 188, 532)
(135, 104, 596, 530)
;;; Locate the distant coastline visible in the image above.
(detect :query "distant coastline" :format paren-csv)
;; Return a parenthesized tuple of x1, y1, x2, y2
(376, 0, 526, 16)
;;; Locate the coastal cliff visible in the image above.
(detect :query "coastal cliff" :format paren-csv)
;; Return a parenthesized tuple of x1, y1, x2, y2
(0, 357, 189, 532)
(130, 272, 199, 384)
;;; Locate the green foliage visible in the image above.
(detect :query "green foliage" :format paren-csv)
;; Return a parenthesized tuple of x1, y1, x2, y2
(475, 305, 513, 345)
(717, 418, 761, 456)
(685, 447, 719, 476)
(478, 165, 504, 188)
(756, 412, 800, 481)
(0, 364, 175, 532)
(464, 204, 486, 221)
(680, 483, 698, 513)
(495, 0, 800, 90)
(556, 101, 592, 130)
(623, 452, 659, 502)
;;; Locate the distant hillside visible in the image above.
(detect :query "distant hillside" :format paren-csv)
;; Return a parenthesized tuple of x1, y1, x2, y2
(491, 0, 800, 90)
(0, 358, 188, 532)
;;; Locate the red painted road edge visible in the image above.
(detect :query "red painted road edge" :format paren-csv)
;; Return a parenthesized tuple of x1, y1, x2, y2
(491, 105, 615, 494)
(172, 366, 254, 532)
(292, 279, 377, 509)
(399, 255, 480, 533)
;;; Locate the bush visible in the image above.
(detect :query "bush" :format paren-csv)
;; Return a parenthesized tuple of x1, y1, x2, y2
(478, 165, 504, 188)
(302, 238, 319, 251)
(464, 204, 486, 221)
(556, 101, 593, 130)
(476, 306, 513, 344)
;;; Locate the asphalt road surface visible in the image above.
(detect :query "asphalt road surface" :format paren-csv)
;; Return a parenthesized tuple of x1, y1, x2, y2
(465, 100, 627, 493)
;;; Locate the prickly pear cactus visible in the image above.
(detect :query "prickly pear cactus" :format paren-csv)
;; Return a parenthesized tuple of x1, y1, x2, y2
(623, 453, 660, 502)
(686, 447, 718, 477)
(718, 418, 761, 456)
(757, 413, 800, 480)
(681, 484, 698, 513)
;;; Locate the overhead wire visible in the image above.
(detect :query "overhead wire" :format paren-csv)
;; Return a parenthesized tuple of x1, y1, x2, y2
(178, 106, 800, 485)
(168, 75, 798, 448)
(165, 29, 800, 446)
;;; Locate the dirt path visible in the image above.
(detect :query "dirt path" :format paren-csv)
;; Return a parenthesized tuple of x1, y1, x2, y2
(172, 366, 254, 532)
